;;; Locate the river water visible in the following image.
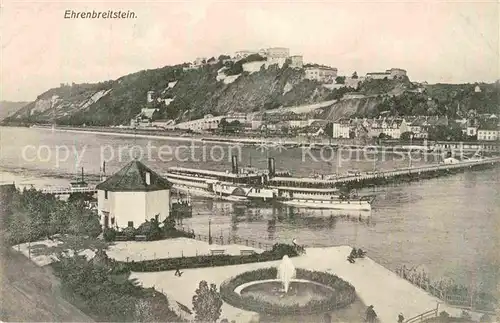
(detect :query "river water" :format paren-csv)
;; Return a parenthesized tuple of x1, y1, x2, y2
(1, 126, 499, 293)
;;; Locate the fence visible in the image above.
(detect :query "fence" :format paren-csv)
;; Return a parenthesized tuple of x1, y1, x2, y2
(177, 226, 275, 251)
(395, 266, 497, 313)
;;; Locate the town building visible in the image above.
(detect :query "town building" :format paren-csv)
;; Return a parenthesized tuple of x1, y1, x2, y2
(130, 108, 160, 128)
(251, 119, 264, 130)
(182, 63, 200, 71)
(474, 85, 482, 93)
(289, 120, 309, 129)
(304, 66, 338, 83)
(152, 119, 175, 129)
(234, 50, 257, 60)
(266, 47, 290, 67)
(289, 55, 304, 69)
(369, 118, 409, 139)
(343, 92, 366, 100)
(225, 113, 248, 124)
(96, 160, 172, 229)
(147, 91, 155, 103)
(332, 119, 351, 138)
(194, 57, 207, 66)
(477, 125, 499, 141)
(366, 68, 407, 80)
(407, 116, 430, 139)
(174, 114, 224, 132)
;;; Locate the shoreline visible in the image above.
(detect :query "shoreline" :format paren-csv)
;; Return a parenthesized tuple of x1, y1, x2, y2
(7, 125, 498, 154)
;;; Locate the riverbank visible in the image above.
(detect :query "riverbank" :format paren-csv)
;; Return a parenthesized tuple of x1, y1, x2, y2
(13, 125, 500, 154)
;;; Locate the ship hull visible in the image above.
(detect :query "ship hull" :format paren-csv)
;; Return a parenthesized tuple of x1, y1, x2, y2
(280, 199, 372, 211)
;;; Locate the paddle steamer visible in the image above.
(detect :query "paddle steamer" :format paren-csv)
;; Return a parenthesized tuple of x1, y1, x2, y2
(166, 157, 375, 210)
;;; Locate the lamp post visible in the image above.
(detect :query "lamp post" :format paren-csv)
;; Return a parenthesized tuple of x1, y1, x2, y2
(208, 217, 212, 245)
(409, 134, 413, 169)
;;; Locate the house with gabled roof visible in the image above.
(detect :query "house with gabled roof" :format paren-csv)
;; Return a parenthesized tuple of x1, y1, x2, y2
(96, 160, 172, 229)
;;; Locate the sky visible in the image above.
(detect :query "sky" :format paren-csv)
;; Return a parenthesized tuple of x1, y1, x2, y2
(1, 0, 499, 101)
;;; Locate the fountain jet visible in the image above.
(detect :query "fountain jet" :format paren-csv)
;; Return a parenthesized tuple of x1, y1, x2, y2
(277, 255, 296, 293)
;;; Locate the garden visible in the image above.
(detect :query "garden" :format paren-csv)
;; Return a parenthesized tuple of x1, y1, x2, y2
(119, 243, 299, 272)
(103, 216, 195, 242)
(51, 251, 184, 322)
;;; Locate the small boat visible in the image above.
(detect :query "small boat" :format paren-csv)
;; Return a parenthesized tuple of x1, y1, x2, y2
(70, 167, 90, 189)
(280, 196, 373, 211)
(221, 195, 249, 202)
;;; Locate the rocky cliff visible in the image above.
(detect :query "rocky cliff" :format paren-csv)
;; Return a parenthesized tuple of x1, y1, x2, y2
(6, 61, 340, 126)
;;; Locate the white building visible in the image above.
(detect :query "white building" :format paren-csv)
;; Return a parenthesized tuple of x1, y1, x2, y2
(147, 91, 155, 103)
(366, 68, 407, 80)
(175, 114, 224, 132)
(369, 118, 409, 139)
(305, 67, 338, 83)
(194, 57, 207, 66)
(96, 160, 172, 229)
(477, 128, 499, 141)
(332, 119, 351, 138)
(343, 92, 366, 99)
(289, 120, 309, 129)
(266, 47, 290, 67)
(234, 50, 257, 60)
(226, 113, 248, 124)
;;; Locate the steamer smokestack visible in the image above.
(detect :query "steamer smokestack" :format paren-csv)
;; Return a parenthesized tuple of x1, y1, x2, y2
(231, 155, 239, 174)
(268, 157, 276, 177)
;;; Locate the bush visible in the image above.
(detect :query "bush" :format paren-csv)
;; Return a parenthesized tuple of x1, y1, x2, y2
(51, 255, 182, 322)
(219, 268, 356, 315)
(119, 243, 298, 272)
(103, 228, 117, 242)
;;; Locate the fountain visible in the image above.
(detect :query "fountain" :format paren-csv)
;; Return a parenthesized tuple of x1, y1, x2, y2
(277, 255, 296, 293)
(221, 256, 357, 318)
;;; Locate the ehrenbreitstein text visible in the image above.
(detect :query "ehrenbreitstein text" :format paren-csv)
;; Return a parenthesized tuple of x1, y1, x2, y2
(64, 10, 136, 19)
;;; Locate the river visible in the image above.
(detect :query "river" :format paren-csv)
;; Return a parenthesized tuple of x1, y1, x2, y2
(1, 126, 499, 293)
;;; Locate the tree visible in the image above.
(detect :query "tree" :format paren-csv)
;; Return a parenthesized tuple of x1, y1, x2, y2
(352, 71, 358, 79)
(335, 76, 346, 84)
(324, 122, 333, 138)
(218, 118, 229, 131)
(192, 280, 223, 323)
(400, 131, 414, 141)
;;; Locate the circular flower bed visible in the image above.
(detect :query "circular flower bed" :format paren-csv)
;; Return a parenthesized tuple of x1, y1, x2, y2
(220, 267, 356, 315)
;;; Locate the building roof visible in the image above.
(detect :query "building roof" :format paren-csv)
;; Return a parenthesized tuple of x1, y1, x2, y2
(478, 124, 500, 131)
(139, 108, 158, 119)
(96, 160, 171, 192)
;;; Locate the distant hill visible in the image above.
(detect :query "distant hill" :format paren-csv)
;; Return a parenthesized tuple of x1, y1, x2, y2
(5, 60, 338, 126)
(0, 101, 29, 121)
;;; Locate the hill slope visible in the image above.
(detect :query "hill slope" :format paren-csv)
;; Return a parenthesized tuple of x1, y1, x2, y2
(5, 58, 499, 126)
(6, 61, 338, 126)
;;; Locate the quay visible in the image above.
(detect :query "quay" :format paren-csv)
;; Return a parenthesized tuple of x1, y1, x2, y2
(332, 157, 500, 190)
(39, 157, 500, 196)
